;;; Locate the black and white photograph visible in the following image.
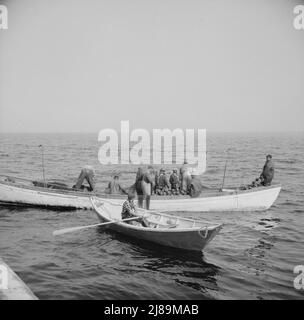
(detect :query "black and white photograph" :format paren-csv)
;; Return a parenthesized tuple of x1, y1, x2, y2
(0, 0, 303, 304)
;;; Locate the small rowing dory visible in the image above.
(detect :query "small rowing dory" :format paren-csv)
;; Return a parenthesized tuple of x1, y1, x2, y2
(91, 197, 223, 252)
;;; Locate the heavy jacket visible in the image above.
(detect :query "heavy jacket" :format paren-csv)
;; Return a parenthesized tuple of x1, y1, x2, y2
(261, 160, 274, 185)
(158, 173, 170, 190)
(135, 168, 154, 196)
(180, 164, 190, 192)
(169, 173, 179, 190)
(135, 168, 144, 195)
(141, 171, 154, 196)
(188, 176, 204, 198)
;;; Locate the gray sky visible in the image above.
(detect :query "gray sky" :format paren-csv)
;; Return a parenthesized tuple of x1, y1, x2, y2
(0, 0, 303, 133)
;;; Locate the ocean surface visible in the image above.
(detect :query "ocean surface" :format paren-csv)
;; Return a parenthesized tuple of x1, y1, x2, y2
(0, 132, 303, 300)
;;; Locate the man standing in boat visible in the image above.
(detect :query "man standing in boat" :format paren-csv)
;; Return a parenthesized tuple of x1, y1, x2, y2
(134, 166, 154, 209)
(141, 166, 155, 210)
(135, 167, 144, 208)
(260, 154, 275, 186)
(180, 161, 191, 195)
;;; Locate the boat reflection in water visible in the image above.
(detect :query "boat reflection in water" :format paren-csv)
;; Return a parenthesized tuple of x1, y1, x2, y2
(96, 228, 221, 299)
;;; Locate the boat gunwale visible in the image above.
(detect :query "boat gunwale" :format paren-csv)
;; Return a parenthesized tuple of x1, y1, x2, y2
(92, 198, 223, 233)
(98, 197, 217, 223)
(0, 176, 282, 200)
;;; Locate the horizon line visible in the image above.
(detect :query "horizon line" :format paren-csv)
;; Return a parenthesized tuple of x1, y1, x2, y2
(0, 130, 303, 134)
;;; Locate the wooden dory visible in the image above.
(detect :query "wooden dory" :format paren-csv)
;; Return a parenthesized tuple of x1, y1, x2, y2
(0, 175, 281, 212)
(91, 197, 223, 252)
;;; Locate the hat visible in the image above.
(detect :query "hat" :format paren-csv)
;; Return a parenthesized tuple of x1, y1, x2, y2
(266, 154, 272, 159)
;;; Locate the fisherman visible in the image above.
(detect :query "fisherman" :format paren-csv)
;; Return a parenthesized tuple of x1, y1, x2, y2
(135, 167, 144, 208)
(141, 165, 155, 210)
(154, 169, 159, 194)
(73, 165, 95, 191)
(169, 169, 180, 194)
(121, 193, 149, 227)
(180, 161, 191, 195)
(240, 154, 275, 190)
(106, 175, 127, 194)
(188, 170, 204, 198)
(260, 154, 275, 186)
(156, 169, 171, 195)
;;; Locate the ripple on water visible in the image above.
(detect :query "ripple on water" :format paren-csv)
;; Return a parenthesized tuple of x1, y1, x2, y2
(0, 132, 303, 299)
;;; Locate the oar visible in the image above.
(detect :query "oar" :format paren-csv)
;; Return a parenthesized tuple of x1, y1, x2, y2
(220, 148, 231, 191)
(220, 160, 228, 191)
(53, 216, 140, 236)
(38, 145, 46, 188)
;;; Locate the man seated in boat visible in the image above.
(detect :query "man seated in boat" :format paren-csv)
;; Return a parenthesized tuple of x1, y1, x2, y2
(169, 169, 180, 195)
(122, 193, 150, 227)
(73, 165, 95, 192)
(156, 169, 171, 195)
(188, 169, 204, 197)
(106, 175, 127, 195)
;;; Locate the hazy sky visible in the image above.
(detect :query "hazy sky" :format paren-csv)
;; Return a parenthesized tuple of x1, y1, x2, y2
(0, 0, 303, 133)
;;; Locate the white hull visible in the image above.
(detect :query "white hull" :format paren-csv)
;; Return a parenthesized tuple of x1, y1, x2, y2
(0, 259, 38, 300)
(91, 198, 222, 252)
(0, 180, 281, 212)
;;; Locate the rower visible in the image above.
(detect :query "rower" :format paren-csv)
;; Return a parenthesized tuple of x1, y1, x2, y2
(121, 193, 149, 227)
